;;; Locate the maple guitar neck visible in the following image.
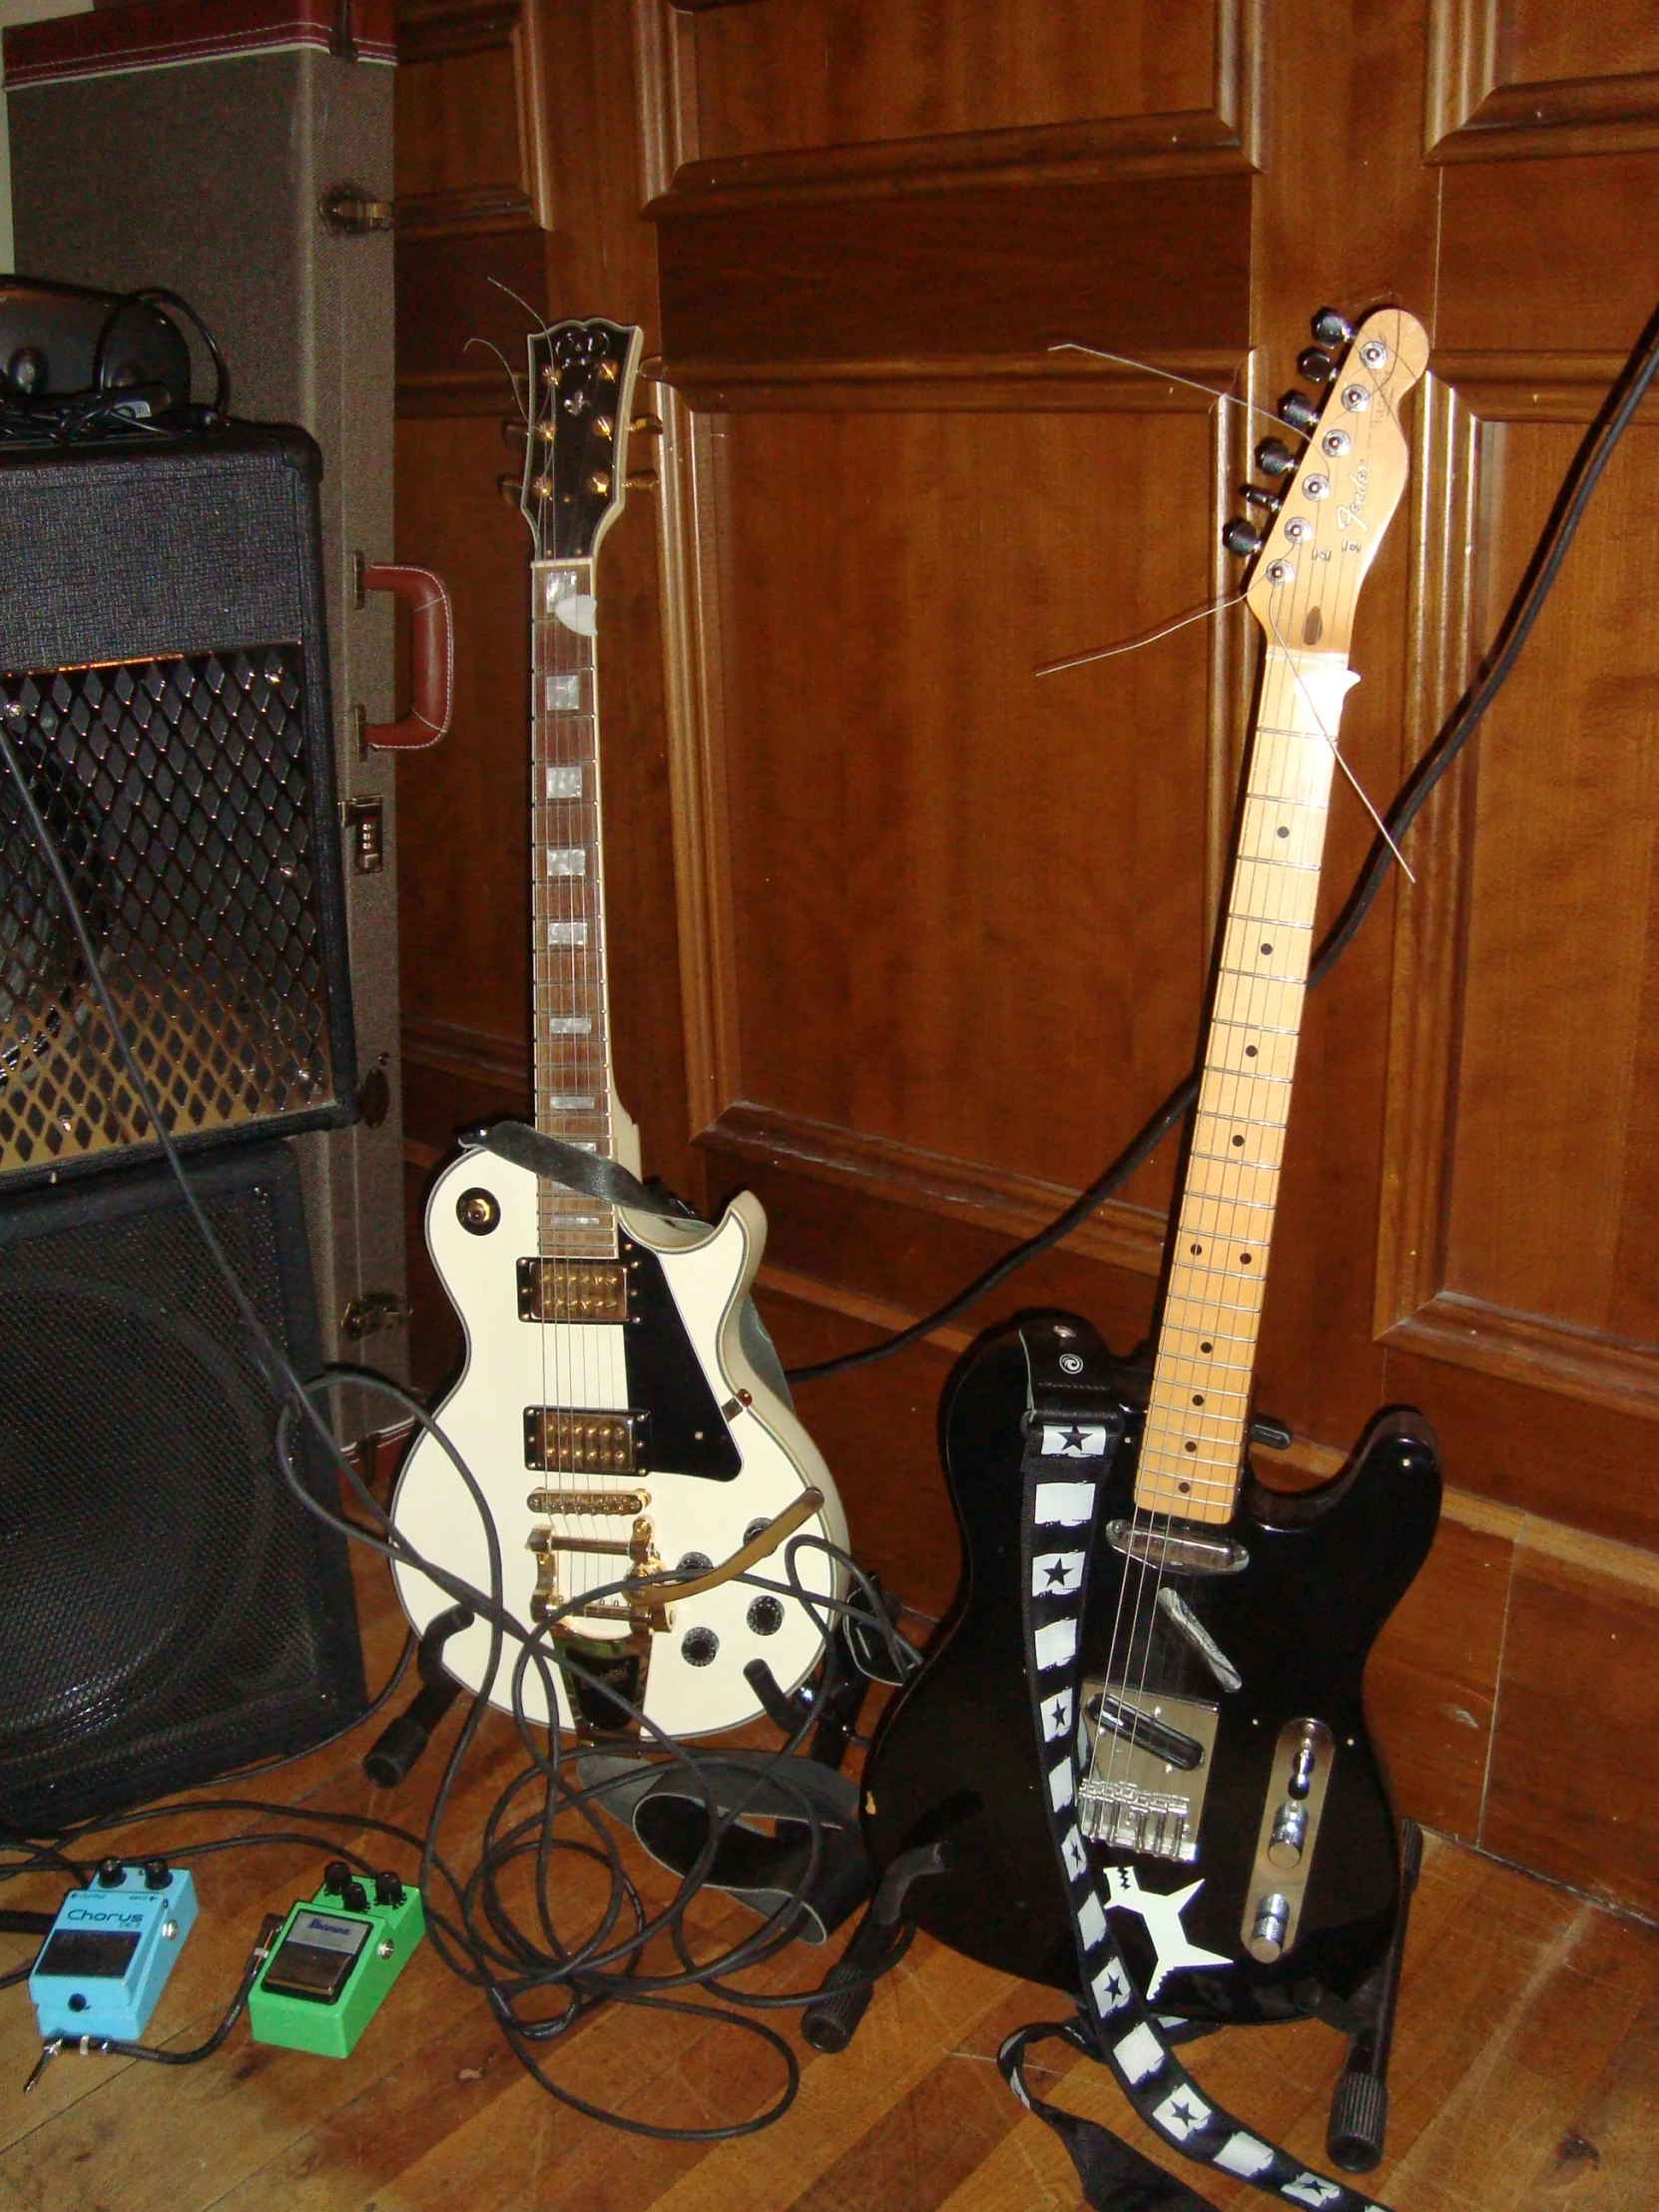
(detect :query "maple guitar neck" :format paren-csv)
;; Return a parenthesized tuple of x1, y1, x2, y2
(531, 556, 619, 1261)
(1134, 648, 1357, 1524)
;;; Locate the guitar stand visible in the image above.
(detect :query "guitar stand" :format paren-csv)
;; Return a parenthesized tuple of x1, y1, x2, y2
(1326, 1816, 1423, 2174)
(800, 1839, 954, 2053)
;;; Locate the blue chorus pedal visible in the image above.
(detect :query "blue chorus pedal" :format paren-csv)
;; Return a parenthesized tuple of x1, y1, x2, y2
(29, 1860, 197, 2041)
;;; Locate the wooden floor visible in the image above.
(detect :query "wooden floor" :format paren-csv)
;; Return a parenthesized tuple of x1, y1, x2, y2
(4, 1522, 1658, 2212)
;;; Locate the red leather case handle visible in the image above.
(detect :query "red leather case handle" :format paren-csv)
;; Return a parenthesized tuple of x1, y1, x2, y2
(357, 560, 453, 751)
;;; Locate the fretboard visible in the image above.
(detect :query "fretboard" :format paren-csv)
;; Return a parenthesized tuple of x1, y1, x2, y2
(1135, 647, 1360, 1523)
(531, 558, 617, 1259)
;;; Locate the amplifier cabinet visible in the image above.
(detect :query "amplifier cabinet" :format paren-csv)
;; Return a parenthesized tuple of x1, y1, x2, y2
(7, 4, 403, 1399)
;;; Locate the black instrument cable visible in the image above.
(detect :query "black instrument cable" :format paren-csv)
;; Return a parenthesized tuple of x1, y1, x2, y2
(0, 709, 923, 2134)
(785, 291, 1659, 1386)
(3, 295, 1655, 2132)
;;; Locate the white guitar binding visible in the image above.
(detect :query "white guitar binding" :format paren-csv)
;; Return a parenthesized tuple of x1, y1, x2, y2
(389, 317, 846, 1738)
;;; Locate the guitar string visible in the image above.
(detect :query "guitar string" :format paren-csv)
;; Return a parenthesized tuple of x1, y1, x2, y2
(1100, 580, 1336, 1821)
(1034, 593, 1245, 677)
(1109, 467, 1377, 1822)
(1046, 341, 1306, 436)
(1094, 591, 1314, 1809)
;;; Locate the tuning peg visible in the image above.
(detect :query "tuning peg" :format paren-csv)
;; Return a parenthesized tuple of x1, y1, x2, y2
(1297, 346, 1337, 385)
(1222, 518, 1264, 559)
(1255, 435, 1298, 478)
(1311, 305, 1354, 347)
(495, 473, 520, 509)
(1278, 389, 1320, 434)
(1240, 483, 1282, 512)
(625, 469, 660, 492)
(501, 418, 527, 452)
(629, 413, 664, 437)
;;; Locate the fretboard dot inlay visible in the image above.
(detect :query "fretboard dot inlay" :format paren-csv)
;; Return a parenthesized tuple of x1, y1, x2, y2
(1192, 1394, 1204, 1406)
(1261, 942, 1274, 955)
(1184, 1441, 1198, 1453)
(1190, 1243, 1203, 1255)
(1200, 1341, 1213, 1354)
(1245, 1045, 1258, 1058)
(1277, 825, 1290, 837)
(1240, 1252, 1253, 1266)
(1232, 1133, 1245, 1147)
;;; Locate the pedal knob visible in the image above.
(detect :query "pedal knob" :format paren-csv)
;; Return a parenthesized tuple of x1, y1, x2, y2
(1328, 2068, 1389, 2173)
(97, 1859, 126, 1889)
(1222, 518, 1264, 559)
(143, 1860, 171, 1892)
(322, 1860, 352, 1897)
(373, 1872, 405, 1908)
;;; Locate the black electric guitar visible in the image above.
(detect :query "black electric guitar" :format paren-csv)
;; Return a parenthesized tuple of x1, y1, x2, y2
(863, 307, 1441, 2026)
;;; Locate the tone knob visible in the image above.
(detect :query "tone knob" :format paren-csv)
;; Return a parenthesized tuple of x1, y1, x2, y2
(1278, 389, 1320, 434)
(1297, 346, 1337, 385)
(1222, 518, 1264, 559)
(1311, 305, 1355, 347)
(1255, 435, 1297, 478)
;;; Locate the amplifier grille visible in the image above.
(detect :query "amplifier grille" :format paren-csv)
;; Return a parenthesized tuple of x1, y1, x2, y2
(0, 646, 335, 1175)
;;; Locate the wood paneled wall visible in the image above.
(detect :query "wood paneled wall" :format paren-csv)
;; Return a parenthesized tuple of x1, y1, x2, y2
(394, 0, 1659, 1914)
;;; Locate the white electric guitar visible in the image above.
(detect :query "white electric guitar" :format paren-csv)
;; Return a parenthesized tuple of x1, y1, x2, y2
(391, 316, 846, 1738)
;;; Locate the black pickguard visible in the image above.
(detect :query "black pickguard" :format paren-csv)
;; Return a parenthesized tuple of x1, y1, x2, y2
(862, 1311, 1441, 2025)
(618, 1232, 741, 1480)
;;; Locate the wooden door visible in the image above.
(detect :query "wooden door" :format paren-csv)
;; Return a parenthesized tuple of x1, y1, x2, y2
(394, 0, 1659, 1918)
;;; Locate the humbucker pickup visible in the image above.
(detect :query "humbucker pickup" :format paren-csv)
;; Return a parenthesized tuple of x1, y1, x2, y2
(523, 1407, 646, 1473)
(517, 1258, 629, 1324)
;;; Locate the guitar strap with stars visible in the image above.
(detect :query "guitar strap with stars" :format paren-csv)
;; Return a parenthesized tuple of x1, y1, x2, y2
(999, 1332, 1390, 2212)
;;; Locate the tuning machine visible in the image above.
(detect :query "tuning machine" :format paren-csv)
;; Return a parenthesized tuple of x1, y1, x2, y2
(1255, 435, 1298, 480)
(1222, 517, 1264, 559)
(1311, 305, 1355, 347)
(1278, 388, 1320, 435)
(1240, 483, 1282, 514)
(1297, 346, 1337, 385)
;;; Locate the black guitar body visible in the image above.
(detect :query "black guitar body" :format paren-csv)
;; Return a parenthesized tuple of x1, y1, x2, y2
(862, 1312, 1441, 2027)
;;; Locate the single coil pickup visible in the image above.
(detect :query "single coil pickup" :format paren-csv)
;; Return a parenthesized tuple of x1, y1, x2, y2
(1105, 1518, 1249, 1576)
(1089, 1691, 1206, 1771)
(526, 1487, 649, 1516)
(523, 1407, 645, 1473)
(517, 1257, 628, 1324)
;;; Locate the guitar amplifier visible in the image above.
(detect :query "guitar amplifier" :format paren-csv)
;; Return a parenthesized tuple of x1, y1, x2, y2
(0, 424, 357, 1189)
(0, 1138, 366, 1834)
(5, 1, 404, 1397)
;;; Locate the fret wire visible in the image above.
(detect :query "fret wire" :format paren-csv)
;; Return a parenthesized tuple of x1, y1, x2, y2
(1138, 651, 1357, 1508)
(531, 558, 617, 1259)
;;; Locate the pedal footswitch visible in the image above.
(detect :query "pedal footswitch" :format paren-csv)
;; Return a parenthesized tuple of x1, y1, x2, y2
(29, 1860, 198, 2042)
(248, 1863, 422, 2058)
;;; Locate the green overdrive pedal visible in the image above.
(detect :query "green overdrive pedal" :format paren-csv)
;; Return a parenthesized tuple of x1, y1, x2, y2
(248, 1863, 422, 2059)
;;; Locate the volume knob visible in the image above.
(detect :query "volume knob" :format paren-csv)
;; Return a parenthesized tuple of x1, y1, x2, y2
(1222, 518, 1264, 559)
